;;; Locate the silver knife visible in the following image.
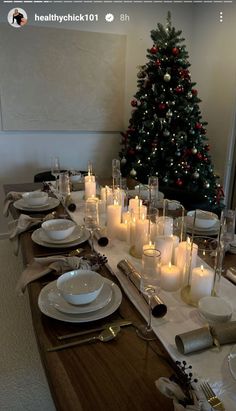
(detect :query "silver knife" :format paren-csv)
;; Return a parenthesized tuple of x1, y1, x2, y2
(57, 320, 133, 340)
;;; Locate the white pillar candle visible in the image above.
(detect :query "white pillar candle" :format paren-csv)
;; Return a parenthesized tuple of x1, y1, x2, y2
(171, 235, 179, 261)
(176, 239, 198, 286)
(129, 216, 136, 246)
(129, 196, 143, 217)
(156, 216, 173, 235)
(143, 241, 155, 252)
(85, 175, 96, 200)
(122, 211, 131, 223)
(161, 262, 181, 292)
(190, 265, 214, 302)
(117, 222, 127, 241)
(135, 215, 149, 257)
(155, 235, 173, 265)
(106, 201, 122, 238)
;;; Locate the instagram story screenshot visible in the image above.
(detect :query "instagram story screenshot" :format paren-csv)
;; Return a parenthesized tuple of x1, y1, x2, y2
(1, 2, 236, 411)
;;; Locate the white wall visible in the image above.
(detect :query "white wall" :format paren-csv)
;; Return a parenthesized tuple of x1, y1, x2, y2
(1, 3, 235, 234)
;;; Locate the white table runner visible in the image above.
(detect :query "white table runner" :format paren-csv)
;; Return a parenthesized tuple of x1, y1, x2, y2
(68, 191, 236, 410)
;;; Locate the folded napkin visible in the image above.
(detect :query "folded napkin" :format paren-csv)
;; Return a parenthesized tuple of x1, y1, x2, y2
(155, 378, 211, 411)
(3, 191, 22, 217)
(9, 213, 54, 256)
(16, 255, 91, 295)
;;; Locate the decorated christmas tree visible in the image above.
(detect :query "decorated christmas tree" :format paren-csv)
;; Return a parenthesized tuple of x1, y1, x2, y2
(120, 12, 224, 211)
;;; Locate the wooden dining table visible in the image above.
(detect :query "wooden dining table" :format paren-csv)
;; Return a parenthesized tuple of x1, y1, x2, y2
(4, 182, 181, 411)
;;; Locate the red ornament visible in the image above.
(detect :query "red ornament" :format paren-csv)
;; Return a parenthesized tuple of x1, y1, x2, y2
(179, 69, 190, 79)
(172, 47, 179, 56)
(196, 153, 203, 160)
(128, 149, 135, 156)
(131, 99, 137, 107)
(155, 59, 161, 67)
(204, 144, 210, 151)
(191, 89, 198, 96)
(176, 178, 183, 187)
(158, 103, 166, 110)
(175, 86, 183, 94)
(150, 46, 158, 54)
(216, 186, 224, 203)
(195, 122, 202, 130)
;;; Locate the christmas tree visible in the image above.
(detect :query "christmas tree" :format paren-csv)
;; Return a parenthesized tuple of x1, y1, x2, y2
(120, 12, 224, 211)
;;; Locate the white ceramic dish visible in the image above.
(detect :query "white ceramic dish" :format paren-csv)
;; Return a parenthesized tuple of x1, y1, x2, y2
(129, 188, 164, 202)
(31, 227, 90, 248)
(48, 281, 112, 314)
(186, 210, 218, 229)
(198, 296, 232, 323)
(228, 345, 236, 380)
(38, 225, 83, 244)
(38, 278, 122, 323)
(42, 219, 76, 241)
(185, 217, 220, 235)
(70, 173, 82, 183)
(14, 197, 60, 212)
(57, 270, 104, 305)
(22, 191, 48, 206)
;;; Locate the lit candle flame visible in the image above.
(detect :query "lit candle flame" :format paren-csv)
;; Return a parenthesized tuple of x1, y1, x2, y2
(168, 262, 172, 269)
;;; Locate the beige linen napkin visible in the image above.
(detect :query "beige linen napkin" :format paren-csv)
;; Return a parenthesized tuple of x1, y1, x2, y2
(3, 191, 22, 217)
(9, 214, 53, 256)
(16, 256, 91, 295)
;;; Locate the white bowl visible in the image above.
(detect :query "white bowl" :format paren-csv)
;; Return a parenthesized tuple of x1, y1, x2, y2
(41, 219, 76, 241)
(187, 210, 218, 229)
(57, 270, 104, 305)
(22, 191, 48, 206)
(70, 173, 82, 183)
(198, 296, 232, 323)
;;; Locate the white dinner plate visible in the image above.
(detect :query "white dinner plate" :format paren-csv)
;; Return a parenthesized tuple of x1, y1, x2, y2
(228, 345, 236, 380)
(48, 280, 113, 314)
(14, 197, 60, 212)
(185, 217, 220, 235)
(38, 279, 122, 322)
(39, 225, 83, 245)
(31, 227, 90, 248)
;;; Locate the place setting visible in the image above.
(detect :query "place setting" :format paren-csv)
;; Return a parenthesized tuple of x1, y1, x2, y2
(31, 218, 90, 249)
(38, 269, 122, 324)
(13, 191, 60, 212)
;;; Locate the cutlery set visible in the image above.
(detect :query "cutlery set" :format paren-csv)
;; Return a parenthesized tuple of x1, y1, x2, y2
(47, 320, 133, 352)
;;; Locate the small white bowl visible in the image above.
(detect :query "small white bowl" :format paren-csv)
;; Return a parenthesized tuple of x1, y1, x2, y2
(57, 270, 104, 305)
(70, 173, 82, 183)
(22, 191, 48, 206)
(187, 210, 218, 229)
(198, 296, 232, 323)
(42, 219, 76, 241)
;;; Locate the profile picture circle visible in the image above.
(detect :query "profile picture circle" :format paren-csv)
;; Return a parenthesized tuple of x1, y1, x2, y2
(8, 8, 28, 28)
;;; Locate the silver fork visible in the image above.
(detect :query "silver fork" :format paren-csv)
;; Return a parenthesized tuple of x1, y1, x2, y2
(200, 382, 225, 411)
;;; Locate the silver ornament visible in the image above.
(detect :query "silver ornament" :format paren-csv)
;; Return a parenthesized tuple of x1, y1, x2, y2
(193, 171, 199, 179)
(166, 109, 173, 118)
(130, 168, 137, 177)
(163, 129, 170, 137)
(192, 147, 197, 154)
(121, 157, 127, 165)
(164, 73, 171, 82)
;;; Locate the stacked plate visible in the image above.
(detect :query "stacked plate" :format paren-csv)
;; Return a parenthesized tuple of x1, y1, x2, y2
(31, 225, 90, 248)
(14, 197, 60, 212)
(38, 278, 122, 322)
(185, 217, 220, 236)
